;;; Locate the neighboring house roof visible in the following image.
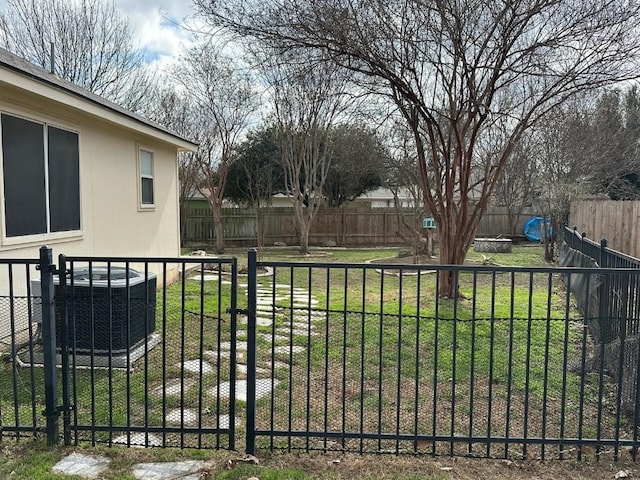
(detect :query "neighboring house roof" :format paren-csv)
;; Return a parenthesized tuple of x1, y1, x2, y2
(0, 47, 197, 151)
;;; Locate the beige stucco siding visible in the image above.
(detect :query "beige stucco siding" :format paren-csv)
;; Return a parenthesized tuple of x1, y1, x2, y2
(0, 80, 188, 344)
(0, 83, 182, 259)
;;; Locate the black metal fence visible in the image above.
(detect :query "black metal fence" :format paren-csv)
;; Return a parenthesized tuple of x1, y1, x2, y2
(1, 248, 239, 450)
(2, 245, 640, 461)
(245, 250, 640, 460)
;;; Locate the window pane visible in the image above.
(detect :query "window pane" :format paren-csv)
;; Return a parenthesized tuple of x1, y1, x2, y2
(142, 177, 154, 205)
(48, 126, 80, 232)
(140, 150, 153, 176)
(1, 114, 47, 237)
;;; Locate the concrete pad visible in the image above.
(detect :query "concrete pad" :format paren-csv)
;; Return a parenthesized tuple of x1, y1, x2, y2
(133, 460, 206, 480)
(52, 453, 110, 479)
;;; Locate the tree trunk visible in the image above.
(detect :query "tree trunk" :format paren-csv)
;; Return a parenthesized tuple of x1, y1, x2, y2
(437, 228, 468, 299)
(299, 221, 310, 254)
(256, 206, 265, 260)
(211, 202, 225, 254)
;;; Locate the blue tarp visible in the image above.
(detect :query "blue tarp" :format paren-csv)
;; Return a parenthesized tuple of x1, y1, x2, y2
(523, 217, 552, 242)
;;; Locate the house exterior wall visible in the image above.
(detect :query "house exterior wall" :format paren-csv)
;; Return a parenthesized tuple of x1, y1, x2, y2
(0, 84, 181, 260)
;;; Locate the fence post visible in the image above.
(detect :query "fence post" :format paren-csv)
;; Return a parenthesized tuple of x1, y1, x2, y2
(39, 246, 59, 446)
(246, 249, 257, 455)
(598, 239, 611, 346)
(57, 254, 71, 445)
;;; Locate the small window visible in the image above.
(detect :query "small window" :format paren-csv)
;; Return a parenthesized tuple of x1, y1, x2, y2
(139, 149, 154, 207)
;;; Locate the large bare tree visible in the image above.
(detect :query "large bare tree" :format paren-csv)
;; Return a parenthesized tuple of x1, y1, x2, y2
(196, 0, 640, 297)
(0, 0, 154, 111)
(174, 41, 257, 253)
(265, 58, 350, 254)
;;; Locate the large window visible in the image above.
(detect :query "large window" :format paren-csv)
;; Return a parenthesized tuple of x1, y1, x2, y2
(1, 113, 80, 238)
(139, 148, 154, 207)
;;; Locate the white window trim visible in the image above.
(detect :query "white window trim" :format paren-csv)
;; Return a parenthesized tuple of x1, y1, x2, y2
(0, 109, 83, 247)
(138, 146, 155, 211)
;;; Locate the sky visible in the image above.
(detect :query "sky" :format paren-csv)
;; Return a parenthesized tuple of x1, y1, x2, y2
(112, 0, 199, 67)
(0, 0, 201, 69)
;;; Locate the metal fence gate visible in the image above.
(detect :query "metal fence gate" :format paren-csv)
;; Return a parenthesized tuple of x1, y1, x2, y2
(0, 248, 240, 450)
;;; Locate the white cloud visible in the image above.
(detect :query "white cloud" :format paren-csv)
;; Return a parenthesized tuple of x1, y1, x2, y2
(0, 0, 205, 70)
(114, 0, 197, 64)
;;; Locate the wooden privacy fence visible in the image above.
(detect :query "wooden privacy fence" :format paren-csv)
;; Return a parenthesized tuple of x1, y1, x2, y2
(183, 206, 538, 247)
(570, 199, 640, 259)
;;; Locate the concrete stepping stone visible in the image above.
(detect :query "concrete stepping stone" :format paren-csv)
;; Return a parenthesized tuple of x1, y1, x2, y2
(294, 311, 325, 320)
(219, 341, 248, 351)
(292, 321, 316, 330)
(256, 317, 273, 327)
(181, 359, 213, 374)
(260, 333, 290, 343)
(256, 304, 276, 313)
(151, 378, 195, 398)
(133, 460, 206, 480)
(292, 296, 319, 306)
(262, 360, 290, 371)
(211, 378, 279, 402)
(256, 297, 274, 305)
(165, 408, 197, 426)
(190, 274, 221, 281)
(277, 328, 313, 338)
(52, 453, 110, 479)
(113, 432, 162, 448)
(235, 363, 272, 376)
(274, 345, 305, 354)
(217, 414, 235, 429)
(203, 350, 245, 363)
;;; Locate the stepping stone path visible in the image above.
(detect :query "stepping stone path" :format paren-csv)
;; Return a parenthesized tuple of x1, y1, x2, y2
(52, 453, 110, 478)
(147, 278, 322, 437)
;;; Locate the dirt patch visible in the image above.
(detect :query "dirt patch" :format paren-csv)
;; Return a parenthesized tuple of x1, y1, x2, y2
(262, 451, 637, 479)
